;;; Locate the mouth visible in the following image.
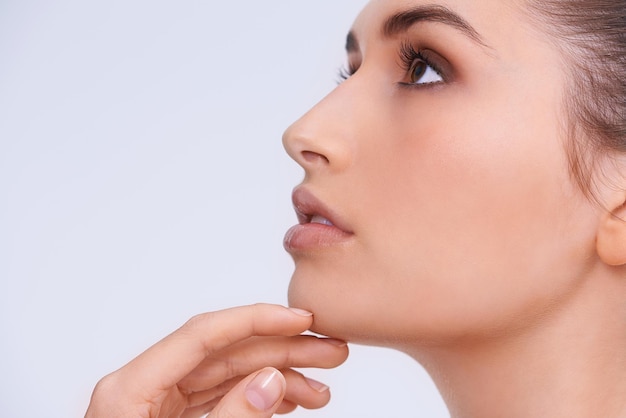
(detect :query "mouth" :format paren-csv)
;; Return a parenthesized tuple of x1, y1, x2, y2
(295, 207, 337, 228)
(309, 215, 334, 226)
(292, 187, 351, 233)
(284, 187, 353, 253)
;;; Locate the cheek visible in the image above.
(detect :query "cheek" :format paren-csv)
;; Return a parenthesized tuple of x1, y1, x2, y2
(294, 95, 596, 344)
(288, 72, 599, 345)
(366, 88, 570, 250)
(354, 93, 596, 334)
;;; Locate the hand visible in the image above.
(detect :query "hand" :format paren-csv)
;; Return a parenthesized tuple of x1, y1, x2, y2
(85, 304, 349, 418)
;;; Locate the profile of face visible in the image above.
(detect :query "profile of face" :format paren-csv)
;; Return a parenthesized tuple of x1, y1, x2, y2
(282, 0, 606, 348)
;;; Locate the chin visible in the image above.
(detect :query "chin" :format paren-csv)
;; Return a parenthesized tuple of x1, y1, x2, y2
(288, 275, 351, 340)
(287, 274, 397, 346)
(287, 269, 522, 350)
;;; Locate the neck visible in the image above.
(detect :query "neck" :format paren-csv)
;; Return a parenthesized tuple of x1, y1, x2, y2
(407, 266, 626, 418)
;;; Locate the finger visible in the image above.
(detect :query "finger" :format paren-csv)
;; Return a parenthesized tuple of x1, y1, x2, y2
(184, 395, 298, 417)
(186, 376, 243, 409)
(281, 368, 331, 410)
(211, 367, 287, 418)
(120, 304, 313, 391)
(185, 367, 332, 411)
(275, 399, 298, 414)
(179, 335, 348, 391)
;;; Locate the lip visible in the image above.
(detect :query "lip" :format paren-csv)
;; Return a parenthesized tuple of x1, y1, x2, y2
(283, 187, 354, 253)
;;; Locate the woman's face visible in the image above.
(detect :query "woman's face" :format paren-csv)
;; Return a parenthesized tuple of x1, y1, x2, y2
(283, 0, 600, 346)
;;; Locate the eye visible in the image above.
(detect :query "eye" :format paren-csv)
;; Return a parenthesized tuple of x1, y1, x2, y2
(399, 41, 445, 86)
(337, 62, 359, 84)
(337, 66, 352, 83)
(408, 58, 443, 85)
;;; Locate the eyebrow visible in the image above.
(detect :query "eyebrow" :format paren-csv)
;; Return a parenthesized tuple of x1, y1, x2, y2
(382, 5, 488, 47)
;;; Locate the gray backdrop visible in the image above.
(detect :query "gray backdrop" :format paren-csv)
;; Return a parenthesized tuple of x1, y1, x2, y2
(0, 1, 448, 416)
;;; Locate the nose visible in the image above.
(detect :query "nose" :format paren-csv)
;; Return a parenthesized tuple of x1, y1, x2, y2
(282, 83, 356, 175)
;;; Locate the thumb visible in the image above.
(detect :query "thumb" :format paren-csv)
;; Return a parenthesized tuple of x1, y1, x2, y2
(212, 367, 286, 418)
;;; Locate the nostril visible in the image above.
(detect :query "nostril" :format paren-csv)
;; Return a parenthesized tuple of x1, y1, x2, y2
(302, 150, 330, 164)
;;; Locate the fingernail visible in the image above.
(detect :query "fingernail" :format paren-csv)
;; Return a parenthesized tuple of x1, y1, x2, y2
(323, 338, 348, 347)
(288, 307, 313, 317)
(305, 377, 329, 393)
(245, 368, 284, 411)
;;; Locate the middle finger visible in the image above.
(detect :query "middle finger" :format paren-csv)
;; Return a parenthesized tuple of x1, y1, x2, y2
(178, 335, 348, 392)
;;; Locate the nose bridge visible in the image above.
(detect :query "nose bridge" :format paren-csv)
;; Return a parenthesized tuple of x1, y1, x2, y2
(282, 81, 360, 173)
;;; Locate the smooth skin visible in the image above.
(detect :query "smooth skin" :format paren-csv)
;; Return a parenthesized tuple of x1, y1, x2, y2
(87, 0, 626, 417)
(283, 0, 626, 417)
(85, 304, 348, 417)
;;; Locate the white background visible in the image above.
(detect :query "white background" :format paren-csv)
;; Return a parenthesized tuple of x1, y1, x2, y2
(0, 1, 448, 416)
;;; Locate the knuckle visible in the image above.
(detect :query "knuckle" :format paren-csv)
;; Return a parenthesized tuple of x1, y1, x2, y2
(280, 346, 294, 366)
(87, 373, 130, 416)
(250, 303, 266, 318)
(250, 303, 279, 317)
(91, 372, 119, 397)
(184, 312, 214, 330)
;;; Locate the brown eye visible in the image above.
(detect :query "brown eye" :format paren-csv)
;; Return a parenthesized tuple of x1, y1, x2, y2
(399, 42, 446, 86)
(407, 58, 443, 85)
(410, 59, 428, 83)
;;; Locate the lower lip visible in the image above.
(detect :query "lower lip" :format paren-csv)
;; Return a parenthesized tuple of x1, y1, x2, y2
(283, 223, 353, 253)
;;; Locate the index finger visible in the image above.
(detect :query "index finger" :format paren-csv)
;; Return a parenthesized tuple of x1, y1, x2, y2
(119, 304, 313, 391)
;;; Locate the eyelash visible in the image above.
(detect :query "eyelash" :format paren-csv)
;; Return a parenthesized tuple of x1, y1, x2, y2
(337, 64, 357, 84)
(336, 41, 445, 86)
(398, 41, 444, 86)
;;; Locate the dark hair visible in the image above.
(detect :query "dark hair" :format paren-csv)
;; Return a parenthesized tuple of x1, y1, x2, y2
(525, 1, 626, 201)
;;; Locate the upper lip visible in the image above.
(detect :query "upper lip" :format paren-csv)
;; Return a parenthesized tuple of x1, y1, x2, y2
(291, 186, 353, 233)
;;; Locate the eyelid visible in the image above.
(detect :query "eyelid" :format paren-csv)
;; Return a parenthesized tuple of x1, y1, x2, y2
(397, 41, 451, 86)
(337, 63, 358, 83)
(337, 53, 361, 84)
(336, 43, 452, 86)
(414, 50, 448, 81)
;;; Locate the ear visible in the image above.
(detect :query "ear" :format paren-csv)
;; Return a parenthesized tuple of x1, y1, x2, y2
(597, 192, 626, 266)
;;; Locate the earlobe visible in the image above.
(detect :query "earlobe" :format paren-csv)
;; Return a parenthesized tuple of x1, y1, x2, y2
(597, 195, 626, 266)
